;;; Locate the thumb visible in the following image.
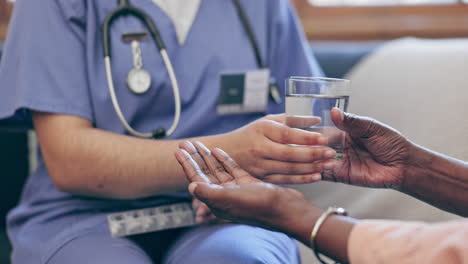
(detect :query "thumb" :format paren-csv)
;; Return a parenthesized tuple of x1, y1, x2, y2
(189, 182, 225, 204)
(331, 108, 375, 139)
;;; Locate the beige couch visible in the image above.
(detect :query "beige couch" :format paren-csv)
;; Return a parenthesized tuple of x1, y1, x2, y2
(297, 38, 467, 263)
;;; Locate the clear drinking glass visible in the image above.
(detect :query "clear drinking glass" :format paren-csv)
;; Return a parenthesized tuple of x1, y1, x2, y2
(285, 77, 350, 159)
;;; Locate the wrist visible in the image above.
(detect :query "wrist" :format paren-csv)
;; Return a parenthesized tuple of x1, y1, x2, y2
(399, 142, 468, 215)
(203, 133, 235, 156)
(401, 143, 434, 192)
(215, 131, 241, 158)
(287, 203, 357, 263)
(279, 202, 323, 245)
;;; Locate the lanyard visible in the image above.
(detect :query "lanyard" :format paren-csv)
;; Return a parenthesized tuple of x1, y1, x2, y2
(232, 0, 265, 69)
(233, 0, 282, 104)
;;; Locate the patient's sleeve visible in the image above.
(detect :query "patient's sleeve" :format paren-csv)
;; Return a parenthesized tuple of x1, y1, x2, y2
(348, 219, 468, 264)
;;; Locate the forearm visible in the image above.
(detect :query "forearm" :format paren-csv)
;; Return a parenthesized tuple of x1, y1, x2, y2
(40, 123, 228, 199)
(349, 220, 468, 264)
(294, 216, 468, 264)
(402, 144, 468, 216)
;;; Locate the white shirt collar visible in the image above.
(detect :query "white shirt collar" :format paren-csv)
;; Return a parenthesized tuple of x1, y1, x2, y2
(152, 0, 202, 45)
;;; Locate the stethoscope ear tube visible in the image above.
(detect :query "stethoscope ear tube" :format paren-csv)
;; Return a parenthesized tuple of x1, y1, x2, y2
(141, 12, 166, 51)
(102, 8, 119, 58)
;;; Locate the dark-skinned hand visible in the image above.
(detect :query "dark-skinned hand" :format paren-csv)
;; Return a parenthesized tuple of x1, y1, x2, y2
(325, 108, 412, 189)
(175, 141, 316, 232)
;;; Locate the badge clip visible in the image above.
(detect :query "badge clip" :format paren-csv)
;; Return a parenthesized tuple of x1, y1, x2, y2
(122, 32, 152, 95)
(122, 32, 149, 42)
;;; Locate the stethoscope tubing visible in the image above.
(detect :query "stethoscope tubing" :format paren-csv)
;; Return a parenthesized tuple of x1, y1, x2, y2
(159, 49, 181, 137)
(103, 3, 166, 58)
(103, 0, 269, 139)
(103, 1, 180, 139)
(104, 52, 181, 138)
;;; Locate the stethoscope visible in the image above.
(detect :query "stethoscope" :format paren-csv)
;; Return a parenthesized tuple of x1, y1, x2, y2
(102, 0, 281, 139)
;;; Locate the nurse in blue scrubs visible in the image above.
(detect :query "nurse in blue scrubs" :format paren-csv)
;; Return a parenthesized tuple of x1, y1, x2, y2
(0, 0, 334, 263)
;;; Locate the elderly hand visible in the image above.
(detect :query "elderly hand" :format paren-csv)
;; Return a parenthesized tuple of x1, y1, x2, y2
(188, 182, 318, 234)
(175, 141, 319, 232)
(325, 108, 412, 189)
(175, 141, 262, 223)
(176, 141, 262, 186)
(221, 114, 337, 184)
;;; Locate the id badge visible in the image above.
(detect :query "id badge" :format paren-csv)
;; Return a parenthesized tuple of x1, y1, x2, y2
(217, 69, 270, 114)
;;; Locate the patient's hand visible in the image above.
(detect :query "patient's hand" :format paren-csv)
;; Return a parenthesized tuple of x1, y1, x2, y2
(176, 141, 261, 186)
(326, 109, 412, 189)
(175, 141, 261, 223)
(187, 181, 316, 234)
(175, 141, 316, 231)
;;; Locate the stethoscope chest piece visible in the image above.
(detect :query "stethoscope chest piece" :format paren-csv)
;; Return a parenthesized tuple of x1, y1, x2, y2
(127, 68, 151, 94)
(103, 0, 265, 138)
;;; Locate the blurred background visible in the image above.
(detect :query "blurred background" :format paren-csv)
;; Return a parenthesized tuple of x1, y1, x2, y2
(293, 0, 468, 40)
(1, 0, 468, 263)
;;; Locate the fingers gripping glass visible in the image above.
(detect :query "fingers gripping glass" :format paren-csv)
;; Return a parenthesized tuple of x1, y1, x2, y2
(285, 77, 351, 159)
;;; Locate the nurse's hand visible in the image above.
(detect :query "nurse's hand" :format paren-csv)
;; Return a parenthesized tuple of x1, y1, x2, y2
(223, 115, 337, 184)
(323, 109, 412, 189)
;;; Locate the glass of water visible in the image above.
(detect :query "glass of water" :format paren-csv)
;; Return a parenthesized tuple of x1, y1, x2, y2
(285, 77, 350, 160)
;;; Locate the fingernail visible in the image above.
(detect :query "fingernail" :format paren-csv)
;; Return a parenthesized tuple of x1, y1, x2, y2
(184, 141, 196, 152)
(312, 173, 322, 181)
(318, 136, 328, 145)
(178, 141, 188, 149)
(195, 141, 209, 152)
(323, 161, 335, 170)
(214, 148, 228, 156)
(213, 148, 223, 153)
(333, 107, 344, 121)
(324, 150, 336, 159)
(338, 108, 345, 121)
(180, 149, 190, 157)
(188, 183, 198, 195)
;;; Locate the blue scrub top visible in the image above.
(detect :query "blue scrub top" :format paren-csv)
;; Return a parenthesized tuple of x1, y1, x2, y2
(0, 0, 322, 262)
